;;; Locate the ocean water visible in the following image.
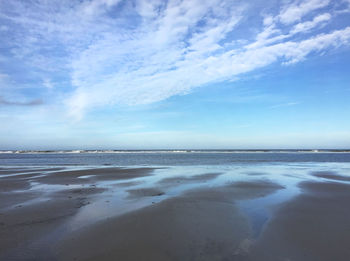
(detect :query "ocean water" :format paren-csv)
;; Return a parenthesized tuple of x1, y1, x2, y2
(1, 151, 350, 166)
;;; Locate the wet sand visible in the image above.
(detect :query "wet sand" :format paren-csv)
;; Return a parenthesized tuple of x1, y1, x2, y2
(250, 180, 350, 261)
(35, 167, 155, 185)
(157, 172, 222, 185)
(1, 166, 350, 260)
(312, 170, 350, 182)
(55, 180, 283, 261)
(0, 167, 156, 260)
(0, 167, 64, 175)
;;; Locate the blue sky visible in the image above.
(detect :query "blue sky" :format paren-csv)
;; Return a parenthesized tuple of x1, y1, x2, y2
(1, 0, 350, 149)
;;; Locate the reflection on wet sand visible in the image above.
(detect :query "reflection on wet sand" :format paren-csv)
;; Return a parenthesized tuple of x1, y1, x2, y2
(250, 181, 350, 261)
(0, 164, 350, 260)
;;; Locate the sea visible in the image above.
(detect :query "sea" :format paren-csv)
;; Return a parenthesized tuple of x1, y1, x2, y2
(1, 150, 350, 166)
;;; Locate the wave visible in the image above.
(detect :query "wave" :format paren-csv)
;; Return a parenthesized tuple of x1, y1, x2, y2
(1, 149, 349, 154)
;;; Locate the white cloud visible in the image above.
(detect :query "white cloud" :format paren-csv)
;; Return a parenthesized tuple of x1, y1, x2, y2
(270, 102, 300, 109)
(0, 73, 9, 80)
(66, 25, 350, 118)
(291, 13, 331, 34)
(0, 73, 9, 88)
(1, 0, 350, 119)
(279, 0, 330, 25)
(80, 0, 123, 17)
(42, 78, 54, 89)
(0, 25, 8, 31)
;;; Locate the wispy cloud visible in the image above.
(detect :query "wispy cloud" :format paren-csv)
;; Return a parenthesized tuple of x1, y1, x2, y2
(0, 0, 349, 119)
(0, 96, 43, 106)
(42, 78, 54, 89)
(270, 102, 300, 109)
(0, 73, 9, 81)
(278, 0, 330, 25)
(290, 13, 331, 34)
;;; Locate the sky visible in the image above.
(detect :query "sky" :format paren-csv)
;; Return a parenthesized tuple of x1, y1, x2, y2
(0, 0, 350, 150)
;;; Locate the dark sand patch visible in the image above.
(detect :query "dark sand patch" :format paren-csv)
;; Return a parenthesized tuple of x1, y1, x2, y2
(1, 172, 42, 179)
(249, 181, 350, 261)
(0, 173, 43, 192)
(0, 179, 31, 192)
(127, 188, 165, 199)
(312, 171, 350, 182)
(113, 180, 142, 187)
(185, 180, 285, 203)
(55, 187, 107, 197)
(0, 167, 64, 175)
(231, 180, 284, 190)
(36, 167, 154, 185)
(158, 172, 222, 185)
(55, 179, 283, 261)
(0, 198, 84, 260)
(0, 185, 107, 260)
(0, 191, 39, 210)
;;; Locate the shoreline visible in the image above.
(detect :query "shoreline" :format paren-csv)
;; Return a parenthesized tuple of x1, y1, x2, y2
(1, 149, 350, 154)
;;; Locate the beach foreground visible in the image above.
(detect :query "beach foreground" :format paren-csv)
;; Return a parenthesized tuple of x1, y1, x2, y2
(1, 164, 350, 261)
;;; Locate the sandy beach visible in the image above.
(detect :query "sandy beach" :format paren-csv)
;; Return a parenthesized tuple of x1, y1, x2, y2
(1, 166, 350, 260)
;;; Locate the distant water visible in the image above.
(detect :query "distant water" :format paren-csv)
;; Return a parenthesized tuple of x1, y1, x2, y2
(0, 151, 350, 166)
